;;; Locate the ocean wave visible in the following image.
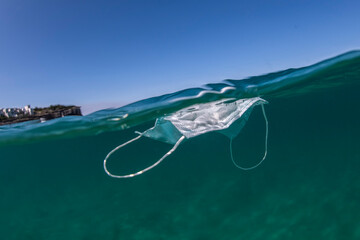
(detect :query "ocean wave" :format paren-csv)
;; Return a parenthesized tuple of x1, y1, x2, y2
(1, 50, 359, 146)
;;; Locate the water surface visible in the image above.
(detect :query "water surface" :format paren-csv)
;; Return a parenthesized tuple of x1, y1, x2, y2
(1, 51, 360, 239)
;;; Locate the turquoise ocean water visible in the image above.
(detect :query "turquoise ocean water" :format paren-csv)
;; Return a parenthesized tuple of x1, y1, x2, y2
(1, 51, 360, 239)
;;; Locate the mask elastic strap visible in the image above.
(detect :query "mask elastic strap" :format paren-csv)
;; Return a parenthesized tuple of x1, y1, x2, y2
(103, 133, 185, 178)
(230, 104, 268, 170)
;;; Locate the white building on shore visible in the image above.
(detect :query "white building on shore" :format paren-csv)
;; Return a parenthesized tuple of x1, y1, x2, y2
(0, 105, 34, 118)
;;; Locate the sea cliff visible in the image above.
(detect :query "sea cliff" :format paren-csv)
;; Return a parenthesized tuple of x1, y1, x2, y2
(0, 105, 82, 126)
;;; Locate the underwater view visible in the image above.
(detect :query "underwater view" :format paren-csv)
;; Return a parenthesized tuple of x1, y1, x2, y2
(1, 51, 360, 239)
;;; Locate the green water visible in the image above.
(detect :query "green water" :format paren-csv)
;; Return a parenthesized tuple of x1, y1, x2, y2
(1, 84, 360, 239)
(1, 51, 360, 239)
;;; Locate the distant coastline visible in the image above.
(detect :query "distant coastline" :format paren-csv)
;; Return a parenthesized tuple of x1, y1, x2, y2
(0, 105, 82, 126)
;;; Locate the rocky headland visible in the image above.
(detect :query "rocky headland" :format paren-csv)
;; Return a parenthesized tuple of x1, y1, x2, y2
(0, 105, 82, 126)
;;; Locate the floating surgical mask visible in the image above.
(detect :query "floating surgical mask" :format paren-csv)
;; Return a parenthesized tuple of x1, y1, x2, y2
(104, 97, 269, 178)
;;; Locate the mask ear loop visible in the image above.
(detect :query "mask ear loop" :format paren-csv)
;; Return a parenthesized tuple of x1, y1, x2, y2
(103, 133, 185, 178)
(230, 104, 268, 170)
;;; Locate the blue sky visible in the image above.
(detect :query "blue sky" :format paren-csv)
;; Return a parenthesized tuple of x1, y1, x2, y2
(1, 0, 359, 114)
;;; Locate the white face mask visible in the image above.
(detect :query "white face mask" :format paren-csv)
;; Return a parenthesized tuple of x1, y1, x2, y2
(104, 97, 269, 178)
